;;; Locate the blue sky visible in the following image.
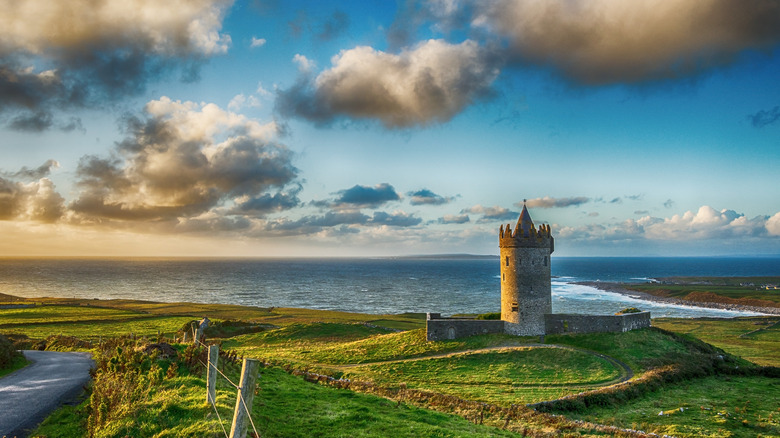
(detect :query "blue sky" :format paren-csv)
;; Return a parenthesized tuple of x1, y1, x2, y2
(0, 0, 778, 257)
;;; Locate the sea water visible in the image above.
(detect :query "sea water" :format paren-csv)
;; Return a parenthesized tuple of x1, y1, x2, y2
(0, 257, 777, 318)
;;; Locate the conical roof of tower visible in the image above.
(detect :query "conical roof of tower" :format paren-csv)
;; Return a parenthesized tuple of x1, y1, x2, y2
(516, 204, 535, 236)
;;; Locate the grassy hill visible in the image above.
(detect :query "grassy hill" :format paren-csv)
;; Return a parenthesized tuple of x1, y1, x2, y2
(1, 294, 778, 437)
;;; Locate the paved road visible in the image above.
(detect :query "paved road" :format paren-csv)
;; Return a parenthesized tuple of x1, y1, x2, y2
(0, 351, 93, 438)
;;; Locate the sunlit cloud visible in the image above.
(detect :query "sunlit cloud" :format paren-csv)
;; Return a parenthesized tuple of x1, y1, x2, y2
(472, 0, 780, 84)
(69, 97, 298, 225)
(461, 204, 518, 222)
(276, 39, 499, 128)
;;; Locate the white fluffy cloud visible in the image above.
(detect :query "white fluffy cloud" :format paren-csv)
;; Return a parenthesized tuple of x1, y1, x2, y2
(277, 39, 499, 128)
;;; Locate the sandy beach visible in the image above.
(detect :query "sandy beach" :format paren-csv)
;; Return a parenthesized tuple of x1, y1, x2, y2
(576, 281, 780, 316)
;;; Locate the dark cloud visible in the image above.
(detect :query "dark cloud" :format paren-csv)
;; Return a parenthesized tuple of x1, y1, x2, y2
(276, 39, 500, 128)
(438, 214, 470, 224)
(333, 183, 400, 209)
(664, 199, 675, 209)
(0, 1, 231, 130)
(4, 160, 59, 180)
(634, 210, 650, 215)
(263, 211, 369, 236)
(748, 105, 780, 128)
(407, 189, 453, 206)
(609, 197, 622, 204)
(7, 111, 54, 132)
(523, 196, 590, 208)
(626, 194, 644, 201)
(232, 186, 302, 216)
(318, 10, 350, 41)
(69, 98, 299, 224)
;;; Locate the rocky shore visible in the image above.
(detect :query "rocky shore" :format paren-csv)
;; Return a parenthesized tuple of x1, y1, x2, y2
(576, 281, 780, 316)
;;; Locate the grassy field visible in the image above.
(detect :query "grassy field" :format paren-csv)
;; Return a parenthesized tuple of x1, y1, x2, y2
(341, 347, 624, 405)
(653, 316, 780, 367)
(565, 375, 780, 438)
(2, 292, 779, 437)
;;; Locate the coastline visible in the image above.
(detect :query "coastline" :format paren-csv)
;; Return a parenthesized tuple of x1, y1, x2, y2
(576, 281, 780, 316)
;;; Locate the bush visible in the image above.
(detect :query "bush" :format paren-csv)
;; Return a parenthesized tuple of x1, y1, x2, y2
(0, 334, 23, 369)
(615, 307, 642, 315)
(475, 312, 501, 320)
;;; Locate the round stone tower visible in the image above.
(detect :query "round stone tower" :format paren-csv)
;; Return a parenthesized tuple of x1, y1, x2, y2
(499, 203, 554, 336)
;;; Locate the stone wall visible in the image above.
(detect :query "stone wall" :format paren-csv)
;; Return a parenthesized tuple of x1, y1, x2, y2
(426, 313, 505, 341)
(544, 311, 651, 335)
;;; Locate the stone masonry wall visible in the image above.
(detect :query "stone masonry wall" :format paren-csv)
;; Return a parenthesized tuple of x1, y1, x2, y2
(426, 314, 505, 341)
(544, 311, 651, 335)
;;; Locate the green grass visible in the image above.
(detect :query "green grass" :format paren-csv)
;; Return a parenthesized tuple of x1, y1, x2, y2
(224, 328, 538, 367)
(1, 314, 196, 341)
(0, 306, 140, 325)
(545, 328, 703, 373)
(565, 375, 780, 438)
(0, 353, 28, 378)
(653, 316, 780, 367)
(342, 347, 623, 405)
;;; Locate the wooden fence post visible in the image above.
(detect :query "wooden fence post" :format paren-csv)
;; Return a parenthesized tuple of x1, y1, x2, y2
(207, 345, 219, 405)
(229, 358, 260, 438)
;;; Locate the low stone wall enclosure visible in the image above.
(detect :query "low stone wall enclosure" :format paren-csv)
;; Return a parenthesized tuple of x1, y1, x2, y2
(543, 311, 651, 335)
(426, 314, 504, 341)
(426, 311, 651, 341)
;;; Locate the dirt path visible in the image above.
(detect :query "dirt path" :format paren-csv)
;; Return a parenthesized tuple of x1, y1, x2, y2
(0, 351, 94, 438)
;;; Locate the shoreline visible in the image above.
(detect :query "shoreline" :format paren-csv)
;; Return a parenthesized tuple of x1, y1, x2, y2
(575, 281, 780, 316)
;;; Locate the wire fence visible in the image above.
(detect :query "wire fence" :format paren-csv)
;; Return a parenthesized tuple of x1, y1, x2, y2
(194, 337, 260, 438)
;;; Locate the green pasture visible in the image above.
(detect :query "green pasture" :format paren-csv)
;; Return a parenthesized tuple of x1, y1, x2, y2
(342, 347, 624, 405)
(567, 375, 780, 438)
(653, 316, 780, 367)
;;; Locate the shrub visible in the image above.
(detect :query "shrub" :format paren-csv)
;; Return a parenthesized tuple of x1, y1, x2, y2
(476, 312, 501, 320)
(615, 307, 642, 315)
(0, 334, 23, 369)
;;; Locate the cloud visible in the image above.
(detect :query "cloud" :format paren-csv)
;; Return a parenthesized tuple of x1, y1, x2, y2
(69, 97, 298, 224)
(250, 37, 267, 48)
(748, 105, 780, 128)
(462, 204, 518, 222)
(3, 159, 59, 180)
(473, 0, 780, 84)
(228, 93, 261, 111)
(634, 210, 650, 215)
(767, 212, 780, 236)
(438, 214, 470, 224)
(318, 10, 350, 41)
(640, 206, 770, 240)
(523, 196, 589, 208)
(0, 0, 232, 128)
(292, 54, 316, 73)
(276, 39, 499, 128)
(370, 211, 422, 227)
(664, 199, 675, 208)
(0, 173, 65, 223)
(407, 189, 454, 206)
(332, 183, 401, 209)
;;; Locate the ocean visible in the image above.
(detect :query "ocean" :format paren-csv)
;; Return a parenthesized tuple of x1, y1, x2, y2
(0, 257, 777, 318)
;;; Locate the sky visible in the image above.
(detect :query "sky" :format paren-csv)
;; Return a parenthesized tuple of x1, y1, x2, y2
(0, 0, 779, 258)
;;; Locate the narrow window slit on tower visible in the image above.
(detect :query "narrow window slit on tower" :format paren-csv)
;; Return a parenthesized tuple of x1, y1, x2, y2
(505, 256, 509, 266)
